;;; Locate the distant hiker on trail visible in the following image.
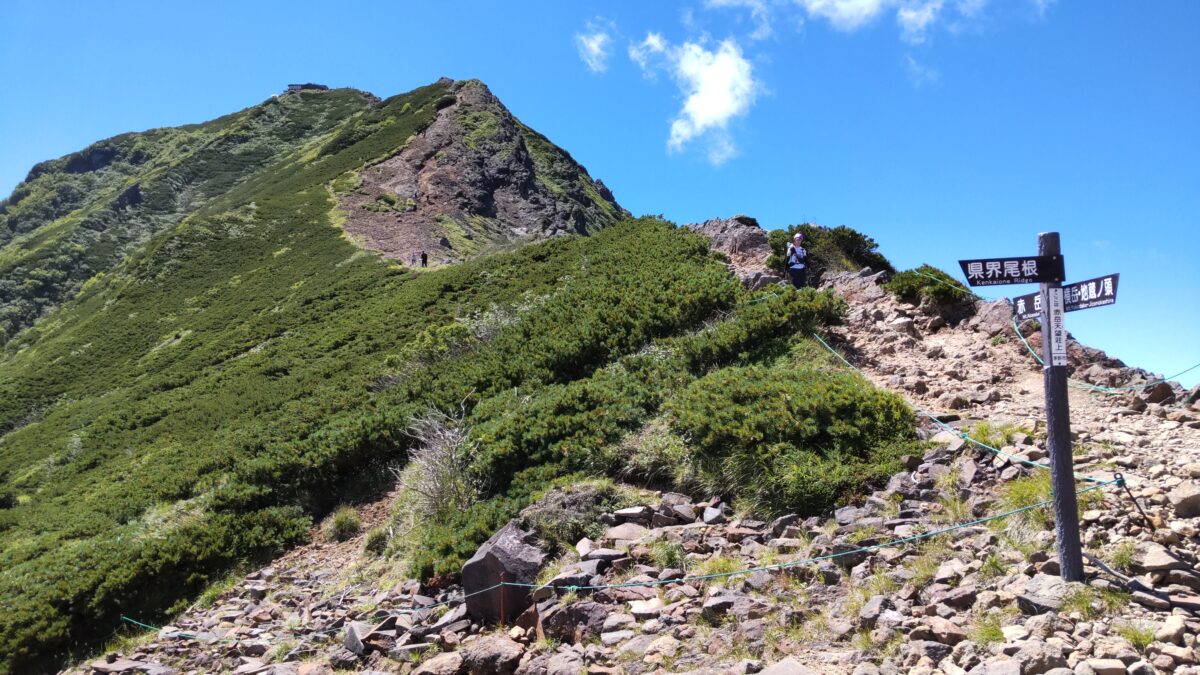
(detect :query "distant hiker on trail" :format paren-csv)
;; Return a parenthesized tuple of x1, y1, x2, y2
(410, 252, 417, 266)
(420, 251, 428, 268)
(785, 232, 807, 288)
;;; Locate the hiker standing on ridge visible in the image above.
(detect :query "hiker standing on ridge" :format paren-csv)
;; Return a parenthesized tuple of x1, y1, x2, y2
(420, 250, 428, 268)
(785, 232, 807, 289)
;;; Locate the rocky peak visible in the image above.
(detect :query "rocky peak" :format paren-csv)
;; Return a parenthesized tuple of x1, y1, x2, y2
(685, 214, 782, 289)
(337, 78, 627, 266)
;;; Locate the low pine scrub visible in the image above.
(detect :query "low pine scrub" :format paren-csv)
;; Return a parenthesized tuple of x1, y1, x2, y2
(668, 364, 919, 515)
(884, 264, 973, 307)
(0, 79, 920, 673)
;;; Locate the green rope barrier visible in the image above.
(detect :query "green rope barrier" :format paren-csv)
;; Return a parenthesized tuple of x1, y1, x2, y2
(808, 330, 1098, 480)
(1009, 314, 1200, 394)
(911, 269, 980, 301)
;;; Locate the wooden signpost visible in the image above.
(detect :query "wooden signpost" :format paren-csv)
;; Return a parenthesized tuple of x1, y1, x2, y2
(959, 233, 1120, 583)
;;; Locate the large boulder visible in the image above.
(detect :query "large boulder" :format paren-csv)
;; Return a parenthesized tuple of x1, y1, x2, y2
(463, 521, 548, 624)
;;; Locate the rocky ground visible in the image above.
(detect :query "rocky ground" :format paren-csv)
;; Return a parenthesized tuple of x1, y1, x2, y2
(71, 256, 1200, 675)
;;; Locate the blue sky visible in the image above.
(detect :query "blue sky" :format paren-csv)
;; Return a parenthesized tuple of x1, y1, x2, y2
(1, 1, 1197, 387)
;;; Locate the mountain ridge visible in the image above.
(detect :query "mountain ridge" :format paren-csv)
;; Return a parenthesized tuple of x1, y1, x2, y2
(0, 78, 624, 345)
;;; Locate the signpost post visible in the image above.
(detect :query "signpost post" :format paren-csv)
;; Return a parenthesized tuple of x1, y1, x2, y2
(959, 234, 1100, 583)
(1036, 232, 1084, 582)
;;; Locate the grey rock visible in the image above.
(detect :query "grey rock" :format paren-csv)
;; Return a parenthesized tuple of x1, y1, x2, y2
(600, 629, 634, 646)
(343, 621, 367, 655)
(462, 521, 548, 623)
(1081, 659, 1127, 675)
(1154, 614, 1186, 645)
(1145, 381, 1176, 404)
(1013, 639, 1067, 673)
(1132, 542, 1187, 572)
(703, 594, 737, 617)
(1169, 482, 1200, 518)
(685, 216, 780, 289)
(859, 595, 886, 627)
(603, 522, 650, 542)
(541, 601, 610, 643)
(703, 505, 727, 524)
(908, 640, 953, 663)
(925, 616, 967, 645)
(461, 634, 524, 675)
(414, 652, 465, 675)
(545, 651, 585, 675)
(1018, 574, 1070, 614)
(614, 505, 652, 521)
(967, 657, 1021, 675)
(581, 548, 625, 562)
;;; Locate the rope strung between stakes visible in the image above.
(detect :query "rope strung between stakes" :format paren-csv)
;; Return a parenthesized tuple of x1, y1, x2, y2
(121, 480, 1117, 641)
(909, 266, 1198, 394)
(506, 482, 1116, 592)
(808, 331, 1108, 482)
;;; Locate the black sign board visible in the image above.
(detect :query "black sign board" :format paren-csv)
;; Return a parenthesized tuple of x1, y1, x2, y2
(958, 255, 1064, 286)
(1012, 273, 1119, 321)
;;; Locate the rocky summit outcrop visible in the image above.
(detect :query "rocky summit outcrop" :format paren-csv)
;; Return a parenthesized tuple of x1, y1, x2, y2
(65, 265, 1200, 675)
(685, 215, 782, 290)
(339, 79, 627, 265)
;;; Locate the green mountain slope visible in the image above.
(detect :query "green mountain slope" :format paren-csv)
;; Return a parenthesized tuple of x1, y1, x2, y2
(0, 80, 916, 674)
(0, 88, 376, 342)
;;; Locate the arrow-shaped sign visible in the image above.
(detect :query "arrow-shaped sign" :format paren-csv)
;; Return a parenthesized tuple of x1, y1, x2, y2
(959, 255, 1065, 287)
(1012, 273, 1120, 321)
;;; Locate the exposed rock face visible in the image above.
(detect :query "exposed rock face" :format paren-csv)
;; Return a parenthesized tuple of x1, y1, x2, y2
(340, 79, 626, 265)
(685, 214, 782, 289)
(462, 520, 548, 624)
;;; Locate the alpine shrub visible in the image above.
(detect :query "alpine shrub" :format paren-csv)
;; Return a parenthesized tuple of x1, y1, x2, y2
(668, 365, 917, 515)
(767, 224, 895, 284)
(884, 264, 973, 307)
(325, 506, 361, 542)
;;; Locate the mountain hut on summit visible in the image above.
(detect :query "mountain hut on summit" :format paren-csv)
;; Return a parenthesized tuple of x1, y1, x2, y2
(286, 83, 330, 92)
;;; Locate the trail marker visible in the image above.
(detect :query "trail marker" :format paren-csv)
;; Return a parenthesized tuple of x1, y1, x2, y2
(958, 255, 1064, 286)
(1012, 273, 1119, 321)
(958, 234, 1084, 582)
(1035, 232, 1084, 582)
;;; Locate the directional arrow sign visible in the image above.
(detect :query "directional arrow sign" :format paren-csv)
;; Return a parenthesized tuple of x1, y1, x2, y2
(1012, 273, 1119, 321)
(959, 255, 1064, 286)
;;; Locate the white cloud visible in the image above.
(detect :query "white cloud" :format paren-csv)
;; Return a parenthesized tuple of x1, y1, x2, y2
(629, 34, 759, 165)
(795, 0, 891, 31)
(795, 0, 985, 38)
(628, 32, 668, 72)
(575, 21, 614, 73)
(706, 0, 776, 41)
(667, 40, 759, 165)
(904, 54, 940, 85)
(897, 1, 943, 43)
